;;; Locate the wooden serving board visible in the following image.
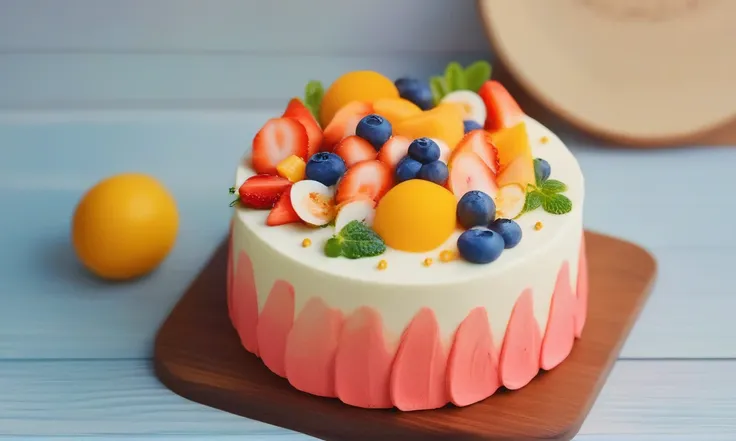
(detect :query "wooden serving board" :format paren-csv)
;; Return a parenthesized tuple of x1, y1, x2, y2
(154, 231, 656, 441)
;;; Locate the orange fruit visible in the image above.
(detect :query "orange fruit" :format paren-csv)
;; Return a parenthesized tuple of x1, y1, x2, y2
(319, 71, 399, 127)
(372, 98, 422, 126)
(393, 103, 465, 150)
(489, 122, 533, 168)
(72, 173, 179, 280)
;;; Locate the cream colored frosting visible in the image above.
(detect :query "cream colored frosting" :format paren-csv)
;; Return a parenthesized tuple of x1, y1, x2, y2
(232, 116, 584, 351)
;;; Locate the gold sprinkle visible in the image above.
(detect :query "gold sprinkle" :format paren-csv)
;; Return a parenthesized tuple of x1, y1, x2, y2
(540, 136, 549, 144)
(439, 250, 458, 262)
(301, 238, 312, 247)
(422, 257, 434, 267)
(377, 259, 388, 270)
(534, 221, 544, 231)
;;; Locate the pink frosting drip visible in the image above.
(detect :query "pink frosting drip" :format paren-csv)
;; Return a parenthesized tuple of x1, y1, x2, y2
(540, 262, 576, 370)
(256, 280, 295, 378)
(226, 234, 234, 325)
(447, 307, 500, 407)
(231, 251, 259, 356)
(335, 307, 394, 408)
(285, 297, 344, 398)
(499, 289, 541, 390)
(390, 308, 448, 411)
(575, 236, 589, 338)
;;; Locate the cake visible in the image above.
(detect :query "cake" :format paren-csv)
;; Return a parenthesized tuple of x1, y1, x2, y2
(227, 61, 587, 412)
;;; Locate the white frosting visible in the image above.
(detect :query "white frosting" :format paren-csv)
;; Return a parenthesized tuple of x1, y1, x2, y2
(232, 116, 584, 350)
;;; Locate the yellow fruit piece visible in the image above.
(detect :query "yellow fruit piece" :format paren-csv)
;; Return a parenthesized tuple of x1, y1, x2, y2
(276, 154, 306, 182)
(72, 173, 179, 281)
(489, 122, 533, 168)
(373, 180, 457, 253)
(320, 71, 399, 127)
(372, 98, 422, 126)
(394, 104, 464, 150)
(496, 156, 536, 189)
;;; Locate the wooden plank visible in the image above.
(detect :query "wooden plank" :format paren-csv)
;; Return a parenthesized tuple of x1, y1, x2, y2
(0, 359, 733, 439)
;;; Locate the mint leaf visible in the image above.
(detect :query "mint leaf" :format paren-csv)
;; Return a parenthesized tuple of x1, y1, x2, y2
(542, 194, 573, 215)
(323, 220, 386, 259)
(444, 62, 466, 92)
(521, 190, 544, 216)
(304, 80, 324, 122)
(464, 61, 492, 92)
(429, 76, 447, 104)
(540, 179, 567, 194)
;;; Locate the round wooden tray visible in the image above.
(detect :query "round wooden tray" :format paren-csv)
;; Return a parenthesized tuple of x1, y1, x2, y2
(478, 0, 736, 146)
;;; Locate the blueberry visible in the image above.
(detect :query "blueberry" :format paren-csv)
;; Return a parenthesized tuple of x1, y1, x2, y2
(457, 228, 505, 264)
(395, 77, 434, 110)
(533, 158, 551, 183)
(407, 137, 441, 164)
(395, 156, 423, 183)
(305, 152, 346, 186)
(489, 218, 522, 249)
(463, 120, 483, 134)
(456, 190, 495, 229)
(417, 161, 449, 186)
(356, 114, 392, 150)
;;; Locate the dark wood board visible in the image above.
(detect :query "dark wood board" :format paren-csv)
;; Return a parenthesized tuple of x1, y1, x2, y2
(154, 231, 656, 441)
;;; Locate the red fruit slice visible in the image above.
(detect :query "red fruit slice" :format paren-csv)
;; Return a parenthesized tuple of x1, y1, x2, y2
(335, 160, 392, 204)
(452, 130, 500, 174)
(448, 151, 499, 201)
(266, 187, 301, 226)
(478, 81, 525, 132)
(333, 135, 377, 168)
(321, 101, 373, 151)
(376, 135, 411, 172)
(282, 98, 324, 158)
(236, 174, 292, 209)
(251, 117, 309, 175)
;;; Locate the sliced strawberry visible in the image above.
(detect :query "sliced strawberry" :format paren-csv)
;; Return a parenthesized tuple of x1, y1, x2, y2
(333, 135, 377, 168)
(235, 174, 292, 209)
(266, 187, 301, 226)
(376, 135, 411, 172)
(447, 151, 499, 201)
(335, 160, 393, 204)
(478, 81, 525, 132)
(251, 117, 309, 175)
(282, 98, 324, 158)
(321, 101, 373, 151)
(451, 129, 500, 174)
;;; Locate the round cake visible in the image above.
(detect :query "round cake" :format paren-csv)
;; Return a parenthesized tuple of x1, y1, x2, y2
(227, 62, 587, 411)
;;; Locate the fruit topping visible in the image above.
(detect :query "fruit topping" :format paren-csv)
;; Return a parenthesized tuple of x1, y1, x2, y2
(452, 129, 500, 174)
(534, 158, 551, 184)
(290, 180, 336, 226)
(320, 71, 398, 127)
(376, 135, 411, 172)
(440, 90, 487, 126)
(251, 117, 309, 175)
(522, 159, 573, 216)
(432, 138, 452, 164)
(496, 156, 535, 190)
(456, 190, 495, 229)
(407, 137, 441, 164)
(356, 114, 393, 150)
(321, 101, 373, 150)
(373, 179, 457, 253)
(463, 120, 483, 133)
(332, 135, 377, 168)
(494, 184, 525, 219)
(266, 188, 301, 226)
(489, 122, 533, 170)
(393, 103, 464, 150)
(335, 160, 392, 204)
(394, 77, 434, 111)
(489, 218, 522, 249)
(324, 220, 386, 259)
(447, 151, 499, 201)
(276, 154, 307, 183)
(394, 156, 423, 184)
(305, 152, 347, 187)
(417, 161, 449, 186)
(282, 98, 324, 157)
(232, 174, 291, 209)
(334, 198, 376, 232)
(457, 228, 505, 264)
(372, 98, 423, 126)
(429, 60, 492, 104)
(478, 80, 525, 132)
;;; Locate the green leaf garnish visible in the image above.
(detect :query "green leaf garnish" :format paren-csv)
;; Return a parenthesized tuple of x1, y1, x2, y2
(444, 62, 467, 92)
(303, 80, 324, 122)
(520, 191, 544, 217)
(429, 76, 447, 105)
(323, 220, 386, 259)
(542, 194, 573, 215)
(464, 61, 492, 92)
(540, 179, 567, 194)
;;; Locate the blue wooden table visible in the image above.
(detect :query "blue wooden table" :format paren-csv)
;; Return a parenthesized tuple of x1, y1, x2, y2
(1, 1, 735, 439)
